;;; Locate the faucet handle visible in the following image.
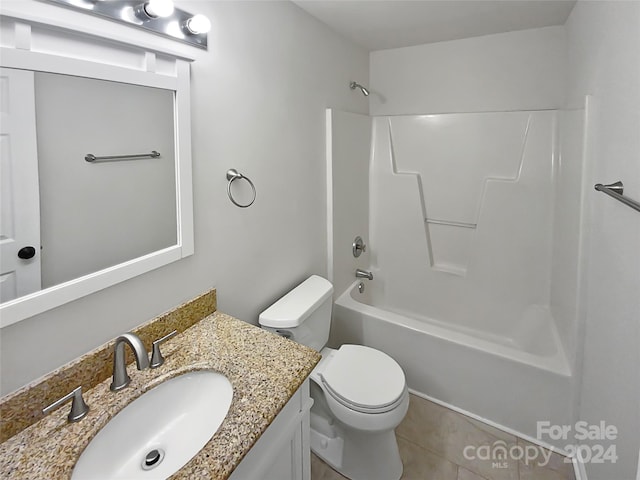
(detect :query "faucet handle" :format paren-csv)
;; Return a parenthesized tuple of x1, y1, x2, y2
(150, 330, 178, 368)
(352, 236, 367, 258)
(42, 386, 89, 423)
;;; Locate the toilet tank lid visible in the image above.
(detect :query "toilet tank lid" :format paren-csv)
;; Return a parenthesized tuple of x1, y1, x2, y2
(259, 275, 333, 328)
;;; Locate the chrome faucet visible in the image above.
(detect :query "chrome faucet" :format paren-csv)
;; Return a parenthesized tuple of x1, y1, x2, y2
(355, 268, 373, 280)
(110, 333, 150, 391)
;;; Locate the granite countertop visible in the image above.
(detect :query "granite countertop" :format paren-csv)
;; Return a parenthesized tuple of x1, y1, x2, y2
(0, 312, 321, 479)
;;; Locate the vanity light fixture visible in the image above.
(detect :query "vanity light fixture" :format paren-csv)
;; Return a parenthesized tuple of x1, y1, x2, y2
(44, 0, 210, 49)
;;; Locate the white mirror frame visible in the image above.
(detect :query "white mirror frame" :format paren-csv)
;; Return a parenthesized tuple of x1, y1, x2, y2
(0, 6, 195, 327)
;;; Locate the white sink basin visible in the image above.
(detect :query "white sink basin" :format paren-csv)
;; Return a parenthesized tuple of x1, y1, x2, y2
(72, 370, 233, 479)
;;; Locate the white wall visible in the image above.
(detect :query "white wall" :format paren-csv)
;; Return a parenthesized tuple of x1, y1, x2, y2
(0, 0, 368, 395)
(565, 2, 640, 479)
(370, 26, 566, 115)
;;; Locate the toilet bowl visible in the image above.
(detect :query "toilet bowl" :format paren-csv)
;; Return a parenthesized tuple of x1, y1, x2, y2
(314, 345, 408, 430)
(309, 345, 409, 480)
(259, 275, 408, 480)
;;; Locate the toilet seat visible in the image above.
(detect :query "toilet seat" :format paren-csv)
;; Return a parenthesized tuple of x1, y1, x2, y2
(319, 345, 406, 414)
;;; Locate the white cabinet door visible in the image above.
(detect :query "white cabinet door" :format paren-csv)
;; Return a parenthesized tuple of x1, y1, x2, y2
(0, 67, 41, 302)
(262, 430, 298, 480)
(230, 380, 312, 480)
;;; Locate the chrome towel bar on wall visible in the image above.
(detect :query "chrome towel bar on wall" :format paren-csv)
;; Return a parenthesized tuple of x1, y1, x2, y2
(594, 181, 640, 213)
(85, 151, 161, 163)
(226, 169, 256, 208)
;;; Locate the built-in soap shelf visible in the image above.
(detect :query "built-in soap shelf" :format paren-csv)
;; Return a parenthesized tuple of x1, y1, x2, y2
(424, 218, 476, 276)
(426, 218, 477, 229)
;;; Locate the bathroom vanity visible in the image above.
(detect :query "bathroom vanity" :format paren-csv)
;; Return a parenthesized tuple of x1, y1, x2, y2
(0, 292, 320, 479)
(230, 381, 312, 480)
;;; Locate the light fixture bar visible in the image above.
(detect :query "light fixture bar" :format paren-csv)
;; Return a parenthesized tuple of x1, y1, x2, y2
(44, 0, 209, 50)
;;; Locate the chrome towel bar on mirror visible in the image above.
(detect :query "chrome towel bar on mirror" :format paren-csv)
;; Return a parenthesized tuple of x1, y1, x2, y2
(594, 181, 640, 213)
(85, 151, 161, 163)
(226, 169, 256, 208)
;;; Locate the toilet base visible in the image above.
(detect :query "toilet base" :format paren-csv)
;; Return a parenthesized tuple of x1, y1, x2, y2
(310, 420, 403, 480)
(308, 353, 407, 480)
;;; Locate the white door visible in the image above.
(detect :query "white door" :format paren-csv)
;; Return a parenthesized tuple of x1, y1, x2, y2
(0, 67, 41, 302)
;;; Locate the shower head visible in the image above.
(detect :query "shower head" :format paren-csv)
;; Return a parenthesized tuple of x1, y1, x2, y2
(350, 81, 370, 97)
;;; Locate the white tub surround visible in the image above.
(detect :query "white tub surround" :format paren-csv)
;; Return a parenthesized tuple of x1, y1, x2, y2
(327, 104, 589, 446)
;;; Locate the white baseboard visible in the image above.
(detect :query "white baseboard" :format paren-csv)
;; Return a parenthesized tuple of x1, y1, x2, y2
(573, 454, 588, 480)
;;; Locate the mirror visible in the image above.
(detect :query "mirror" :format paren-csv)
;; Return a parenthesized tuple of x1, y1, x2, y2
(1, 69, 178, 304)
(0, 17, 194, 327)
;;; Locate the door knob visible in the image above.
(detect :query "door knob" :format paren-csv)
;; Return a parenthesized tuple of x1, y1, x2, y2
(17, 246, 36, 259)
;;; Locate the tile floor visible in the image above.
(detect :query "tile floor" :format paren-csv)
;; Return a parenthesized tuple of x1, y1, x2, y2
(311, 394, 575, 480)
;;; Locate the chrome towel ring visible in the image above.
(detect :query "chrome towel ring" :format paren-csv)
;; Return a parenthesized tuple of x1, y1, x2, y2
(226, 169, 256, 208)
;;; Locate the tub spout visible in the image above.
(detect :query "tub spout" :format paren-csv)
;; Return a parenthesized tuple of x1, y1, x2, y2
(355, 269, 373, 280)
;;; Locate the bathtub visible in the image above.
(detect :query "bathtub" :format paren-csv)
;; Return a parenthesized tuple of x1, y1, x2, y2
(331, 281, 573, 444)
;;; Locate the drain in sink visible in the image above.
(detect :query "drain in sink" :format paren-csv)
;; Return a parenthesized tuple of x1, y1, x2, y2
(142, 448, 165, 470)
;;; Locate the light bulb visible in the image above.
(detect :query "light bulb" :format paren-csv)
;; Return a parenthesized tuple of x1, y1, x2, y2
(185, 14, 211, 35)
(68, 0, 96, 9)
(143, 0, 174, 18)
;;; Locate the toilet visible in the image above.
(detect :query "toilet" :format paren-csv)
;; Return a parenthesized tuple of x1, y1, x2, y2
(259, 275, 409, 480)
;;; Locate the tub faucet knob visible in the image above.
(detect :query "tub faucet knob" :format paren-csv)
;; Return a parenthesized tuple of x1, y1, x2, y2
(355, 269, 373, 280)
(352, 236, 367, 258)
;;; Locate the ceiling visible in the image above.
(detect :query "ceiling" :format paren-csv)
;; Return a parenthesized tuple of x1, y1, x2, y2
(292, 0, 576, 51)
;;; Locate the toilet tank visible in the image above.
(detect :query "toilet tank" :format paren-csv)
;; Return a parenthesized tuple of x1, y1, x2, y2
(258, 275, 333, 351)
